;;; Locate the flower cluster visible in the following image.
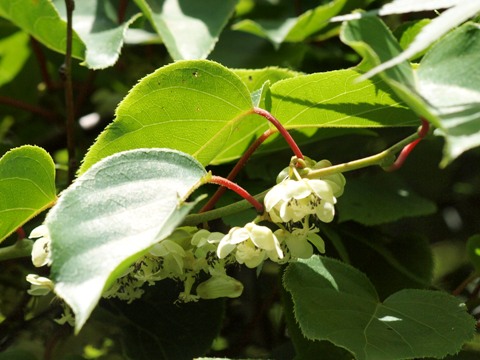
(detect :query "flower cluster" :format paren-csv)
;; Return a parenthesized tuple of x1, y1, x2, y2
(216, 157, 346, 269)
(102, 227, 243, 303)
(26, 155, 345, 313)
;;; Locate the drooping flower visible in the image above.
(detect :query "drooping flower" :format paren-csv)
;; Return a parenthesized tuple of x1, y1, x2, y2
(217, 222, 283, 268)
(26, 274, 54, 296)
(29, 225, 51, 267)
(264, 178, 337, 223)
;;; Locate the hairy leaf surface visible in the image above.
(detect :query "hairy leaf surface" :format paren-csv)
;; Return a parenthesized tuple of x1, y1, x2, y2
(47, 148, 206, 332)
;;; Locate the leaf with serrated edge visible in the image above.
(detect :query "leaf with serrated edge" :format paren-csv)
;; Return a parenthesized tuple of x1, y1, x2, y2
(0, 146, 56, 243)
(47, 148, 206, 332)
(284, 256, 475, 360)
(79, 60, 254, 172)
(133, 0, 237, 60)
(269, 69, 417, 129)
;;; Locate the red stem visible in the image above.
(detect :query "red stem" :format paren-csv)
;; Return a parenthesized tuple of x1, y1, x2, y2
(118, 0, 128, 23)
(386, 118, 429, 172)
(252, 107, 304, 160)
(208, 176, 264, 213)
(200, 129, 275, 213)
(30, 37, 54, 91)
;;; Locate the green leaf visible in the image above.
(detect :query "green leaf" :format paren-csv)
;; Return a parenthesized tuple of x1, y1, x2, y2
(46, 148, 206, 332)
(104, 280, 224, 359)
(282, 283, 352, 360)
(355, 2, 480, 80)
(284, 256, 475, 360)
(394, 19, 431, 60)
(341, 17, 480, 166)
(337, 172, 437, 225)
(466, 234, 480, 272)
(0, 145, 56, 243)
(269, 68, 418, 128)
(0, 31, 30, 87)
(79, 60, 255, 172)
(233, 0, 372, 48)
(0, 0, 85, 60)
(336, 225, 433, 299)
(133, 0, 237, 60)
(52, 0, 142, 69)
(233, 67, 300, 92)
(416, 23, 480, 166)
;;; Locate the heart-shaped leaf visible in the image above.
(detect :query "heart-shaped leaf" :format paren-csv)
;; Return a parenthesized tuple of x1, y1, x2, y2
(79, 60, 257, 172)
(284, 256, 475, 360)
(46, 148, 206, 332)
(0, 145, 56, 243)
(134, 0, 237, 60)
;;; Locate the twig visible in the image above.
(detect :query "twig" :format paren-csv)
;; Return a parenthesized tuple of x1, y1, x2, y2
(0, 96, 57, 122)
(30, 37, 54, 91)
(61, 0, 77, 183)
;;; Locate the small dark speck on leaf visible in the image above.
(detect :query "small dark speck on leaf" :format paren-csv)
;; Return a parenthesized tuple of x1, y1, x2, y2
(248, 76, 253, 81)
(193, 71, 199, 78)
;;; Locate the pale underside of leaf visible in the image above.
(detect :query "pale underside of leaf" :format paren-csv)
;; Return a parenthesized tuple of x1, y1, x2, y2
(47, 148, 206, 332)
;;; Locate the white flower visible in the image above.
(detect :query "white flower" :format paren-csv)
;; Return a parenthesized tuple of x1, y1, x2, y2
(217, 222, 283, 268)
(264, 178, 337, 223)
(26, 274, 54, 296)
(275, 227, 325, 260)
(29, 225, 51, 267)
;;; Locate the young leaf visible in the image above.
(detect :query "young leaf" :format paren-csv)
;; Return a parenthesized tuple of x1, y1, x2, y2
(46, 148, 207, 332)
(0, 0, 85, 60)
(0, 146, 56, 243)
(79, 60, 256, 172)
(284, 256, 475, 360)
(52, 0, 142, 69)
(133, 0, 237, 60)
(0, 31, 30, 88)
(233, 0, 372, 48)
(269, 68, 418, 128)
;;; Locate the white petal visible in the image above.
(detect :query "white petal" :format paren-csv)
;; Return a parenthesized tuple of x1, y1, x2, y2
(315, 201, 335, 223)
(29, 224, 49, 239)
(31, 236, 51, 267)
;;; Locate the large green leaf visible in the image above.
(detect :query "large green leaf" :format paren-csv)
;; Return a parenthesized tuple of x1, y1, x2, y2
(0, 145, 56, 243)
(284, 256, 475, 360)
(269, 68, 418, 128)
(79, 60, 255, 172)
(46, 148, 206, 332)
(0, 31, 30, 87)
(337, 172, 437, 225)
(133, 0, 237, 60)
(0, 0, 85, 60)
(52, 0, 142, 69)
